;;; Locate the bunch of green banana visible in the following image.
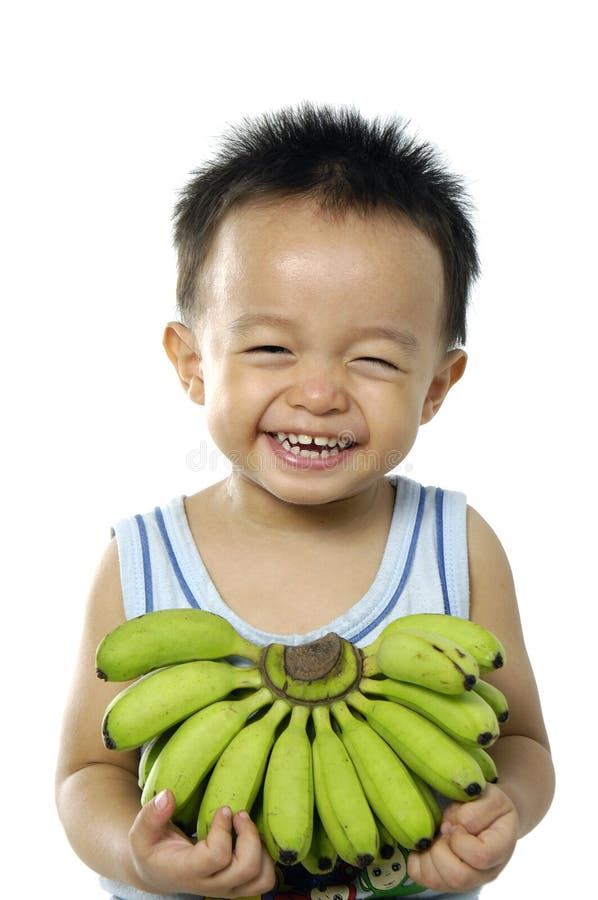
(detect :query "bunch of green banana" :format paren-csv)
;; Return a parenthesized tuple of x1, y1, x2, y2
(96, 608, 509, 870)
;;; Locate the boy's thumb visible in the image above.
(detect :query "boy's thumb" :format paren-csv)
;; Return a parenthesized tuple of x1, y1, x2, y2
(142, 789, 176, 829)
(129, 789, 176, 856)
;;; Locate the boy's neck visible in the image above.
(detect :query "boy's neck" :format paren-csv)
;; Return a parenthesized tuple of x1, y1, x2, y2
(214, 474, 396, 538)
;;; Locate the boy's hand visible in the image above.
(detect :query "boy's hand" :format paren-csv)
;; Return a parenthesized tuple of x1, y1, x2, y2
(407, 784, 519, 894)
(129, 789, 276, 897)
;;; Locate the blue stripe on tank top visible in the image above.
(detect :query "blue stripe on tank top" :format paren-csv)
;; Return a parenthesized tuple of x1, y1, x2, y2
(347, 483, 427, 643)
(435, 487, 452, 615)
(154, 506, 202, 609)
(134, 514, 154, 613)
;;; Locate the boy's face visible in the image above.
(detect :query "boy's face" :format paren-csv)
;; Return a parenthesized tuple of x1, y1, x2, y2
(168, 196, 465, 508)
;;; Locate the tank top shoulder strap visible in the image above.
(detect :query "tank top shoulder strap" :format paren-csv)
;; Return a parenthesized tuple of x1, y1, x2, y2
(111, 497, 193, 620)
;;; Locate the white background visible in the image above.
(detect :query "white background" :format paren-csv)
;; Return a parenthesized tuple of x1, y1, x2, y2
(2, 1, 595, 896)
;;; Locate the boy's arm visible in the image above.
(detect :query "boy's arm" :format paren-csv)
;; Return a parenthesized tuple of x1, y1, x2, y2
(55, 538, 275, 897)
(407, 505, 555, 893)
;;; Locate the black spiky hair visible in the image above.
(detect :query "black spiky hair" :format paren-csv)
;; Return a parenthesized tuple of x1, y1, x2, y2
(173, 103, 479, 346)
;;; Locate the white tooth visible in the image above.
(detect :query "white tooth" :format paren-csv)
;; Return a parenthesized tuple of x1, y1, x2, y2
(299, 449, 311, 458)
(327, 437, 338, 447)
(290, 444, 300, 454)
(282, 440, 292, 450)
(329, 447, 339, 456)
(310, 450, 320, 458)
(277, 432, 287, 442)
(289, 433, 299, 444)
(321, 449, 329, 459)
(298, 434, 312, 444)
(314, 436, 329, 446)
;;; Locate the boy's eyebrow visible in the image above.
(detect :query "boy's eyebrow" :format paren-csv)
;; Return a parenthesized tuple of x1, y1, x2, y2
(228, 312, 419, 352)
(227, 312, 295, 335)
(355, 325, 419, 353)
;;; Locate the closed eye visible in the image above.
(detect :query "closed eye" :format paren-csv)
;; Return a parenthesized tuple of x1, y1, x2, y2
(358, 356, 399, 370)
(248, 345, 290, 354)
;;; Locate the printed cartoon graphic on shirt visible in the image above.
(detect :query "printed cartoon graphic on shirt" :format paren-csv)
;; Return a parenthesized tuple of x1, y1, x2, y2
(359, 844, 426, 895)
(261, 843, 427, 900)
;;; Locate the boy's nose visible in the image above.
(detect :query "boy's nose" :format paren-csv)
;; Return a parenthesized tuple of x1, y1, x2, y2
(286, 369, 350, 415)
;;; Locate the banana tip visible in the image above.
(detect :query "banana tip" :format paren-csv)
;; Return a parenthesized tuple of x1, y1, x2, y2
(356, 853, 375, 868)
(102, 717, 116, 750)
(477, 732, 495, 746)
(493, 653, 504, 669)
(278, 850, 298, 865)
(464, 674, 477, 690)
(415, 838, 432, 851)
(317, 856, 333, 871)
(380, 843, 394, 859)
(498, 711, 509, 723)
(96, 667, 108, 681)
(465, 782, 483, 797)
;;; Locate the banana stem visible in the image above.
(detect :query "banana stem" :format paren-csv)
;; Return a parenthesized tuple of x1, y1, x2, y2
(311, 704, 331, 731)
(290, 703, 311, 728)
(237, 638, 264, 663)
(360, 637, 381, 658)
(362, 656, 381, 677)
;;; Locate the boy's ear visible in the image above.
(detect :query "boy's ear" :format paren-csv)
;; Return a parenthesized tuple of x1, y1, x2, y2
(420, 349, 467, 424)
(163, 321, 205, 405)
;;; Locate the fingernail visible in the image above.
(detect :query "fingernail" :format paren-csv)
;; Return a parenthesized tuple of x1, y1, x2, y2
(440, 821, 454, 835)
(154, 789, 169, 810)
(220, 806, 232, 819)
(236, 810, 250, 821)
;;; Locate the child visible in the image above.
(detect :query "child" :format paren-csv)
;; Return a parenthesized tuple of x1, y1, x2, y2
(55, 104, 555, 900)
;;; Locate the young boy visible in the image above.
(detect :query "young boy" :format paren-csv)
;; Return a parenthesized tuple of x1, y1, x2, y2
(55, 104, 554, 900)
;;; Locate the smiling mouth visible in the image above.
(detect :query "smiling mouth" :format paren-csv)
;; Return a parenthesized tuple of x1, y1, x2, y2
(269, 431, 356, 458)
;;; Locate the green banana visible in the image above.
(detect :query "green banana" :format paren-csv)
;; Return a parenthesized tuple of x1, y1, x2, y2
(360, 676, 499, 747)
(172, 783, 204, 837)
(138, 726, 177, 789)
(472, 678, 510, 723)
(250, 787, 265, 837)
(196, 699, 292, 840)
(363, 630, 479, 694)
(370, 613, 506, 672)
(302, 808, 338, 874)
(263, 704, 314, 865)
(311, 704, 379, 868)
(408, 770, 443, 832)
(102, 660, 263, 750)
(141, 687, 273, 811)
(96, 609, 262, 681)
(331, 701, 435, 851)
(347, 691, 486, 802)
(461, 743, 499, 784)
(374, 817, 398, 859)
